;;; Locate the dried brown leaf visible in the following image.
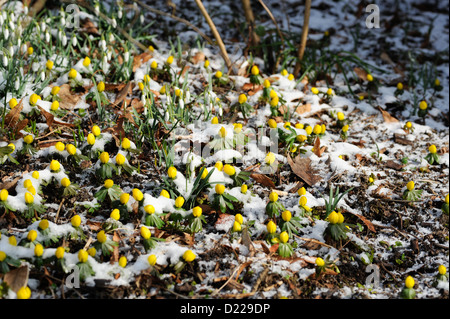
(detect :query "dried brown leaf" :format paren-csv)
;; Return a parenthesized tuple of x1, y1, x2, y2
(377, 106, 399, 123)
(250, 173, 275, 189)
(3, 266, 29, 293)
(287, 154, 322, 187)
(295, 103, 311, 115)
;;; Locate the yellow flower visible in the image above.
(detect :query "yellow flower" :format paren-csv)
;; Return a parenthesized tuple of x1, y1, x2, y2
(88, 247, 97, 257)
(24, 179, 33, 189)
(9, 236, 17, 246)
(235, 213, 244, 224)
(24, 135, 33, 144)
(445, 194, 449, 204)
(68, 68, 77, 79)
(61, 177, 71, 188)
(0, 251, 6, 262)
(281, 69, 288, 76)
(119, 256, 127, 268)
(406, 181, 415, 191)
(132, 188, 144, 201)
(175, 196, 185, 208)
(215, 161, 224, 171)
(337, 112, 345, 121)
(175, 88, 181, 97)
(121, 138, 131, 150)
(27, 186, 36, 196)
(405, 121, 412, 129)
(311, 87, 319, 95)
(166, 55, 174, 65)
(316, 257, 325, 267)
(9, 98, 18, 109)
(251, 65, 259, 76)
(295, 123, 304, 129)
(204, 59, 210, 68)
(120, 193, 130, 205)
(268, 119, 277, 129)
(296, 134, 307, 143)
(219, 126, 227, 138)
(232, 221, 242, 232)
(358, 95, 364, 101)
(143, 74, 151, 83)
(337, 212, 344, 224)
(269, 191, 278, 202)
(193, 206, 202, 217)
(201, 168, 208, 179)
(328, 211, 339, 224)
(299, 196, 307, 207)
(211, 116, 219, 124)
(46, 60, 54, 70)
(215, 184, 225, 195)
(419, 101, 427, 110)
(29, 93, 41, 106)
(71, 215, 81, 227)
(83, 56, 91, 67)
(115, 153, 126, 166)
(148, 45, 155, 52)
(144, 205, 155, 215)
(110, 209, 120, 220)
(263, 79, 271, 88)
(39, 219, 49, 230)
(266, 220, 276, 234)
(279, 231, 289, 243)
(24, 192, 34, 205)
(288, 73, 294, 81)
(92, 125, 101, 137)
(27, 46, 34, 55)
(429, 145, 437, 154)
(55, 247, 65, 259)
(78, 249, 89, 263)
(438, 265, 447, 275)
(140, 226, 151, 239)
(34, 244, 44, 257)
(151, 60, 158, 69)
(265, 152, 276, 165)
(405, 276, 415, 289)
(367, 74, 373, 82)
(313, 124, 322, 135)
(104, 179, 114, 189)
(298, 187, 306, 196)
(238, 94, 247, 104)
(305, 126, 313, 135)
(160, 189, 170, 198)
(183, 250, 196, 262)
(138, 82, 144, 91)
(168, 166, 177, 179)
(397, 82, 403, 90)
(55, 142, 65, 152)
(215, 70, 223, 79)
(27, 230, 38, 242)
(32, 171, 39, 179)
(148, 254, 157, 266)
(51, 86, 60, 95)
(87, 133, 95, 145)
(368, 177, 374, 183)
(160, 85, 166, 94)
(283, 122, 291, 129)
(270, 95, 279, 107)
(342, 124, 349, 133)
(241, 184, 248, 194)
(99, 152, 110, 164)
(282, 210, 291, 222)
(97, 81, 105, 93)
(16, 286, 31, 299)
(97, 230, 107, 243)
(223, 164, 235, 176)
(326, 88, 333, 95)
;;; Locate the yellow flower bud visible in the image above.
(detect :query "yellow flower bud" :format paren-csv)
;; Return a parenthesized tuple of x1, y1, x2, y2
(32, 171, 39, 179)
(263, 79, 271, 88)
(251, 65, 259, 76)
(46, 60, 54, 70)
(78, 249, 89, 263)
(9, 236, 17, 246)
(265, 152, 276, 165)
(151, 60, 158, 69)
(121, 138, 131, 150)
(215, 184, 225, 195)
(238, 94, 247, 104)
(269, 191, 278, 202)
(39, 219, 49, 230)
(120, 193, 130, 205)
(9, 98, 18, 109)
(405, 276, 415, 289)
(193, 206, 202, 217)
(267, 220, 276, 234)
(288, 74, 294, 81)
(305, 126, 313, 135)
(219, 126, 227, 138)
(160, 189, 170, 198)
(215, 161, 224, 171)
(279, 231, 289, 243)
(326, 88, 333, 95)
(92, 125, 101, 137)
(55, 142, 65, 152)
(23, 179, 33, 189)
(104, 179, 114, 189)
(204, 59, 210, 68)
(97, 230, 107, 243)
(140, 226, 151, 239)
(144, 205, 155, 215)
(268, 119, 277, 129)
(299, 196, 307, 207)
(166, 55, 174, 65)
(296, 134, 307, 143)
(201, 168, 209, 179)
(313, 124, 322, 135)
(68, 68, 77, 79)
(270, 96, 279, 107)
(215, 71, 223, 79)
(406, 181, 415, 191)
(298, 187, 306, 196)
(87, 133, 95, 145)
(83, 56, 91, 67)
(175, 196, 185, 208)
(281, 69, 288, 76)
(88, 247, 97, 257)
(367, 74, 374, 82)
(445, 194, 449, 204)
(27, 230, 38, 242)
(419, 101, 427, 110)
(148, 254, 157, 266)
(223, 164, 235, 176)
(337, 212, 344, 224)
(99, 152, 110, 164)
(71, 215, 81, 227)
(34, 244, 44, 257)
(0, 251, 6, 262)
(337, 112, 345, 121)
(97, 81, 105, 93)
(342, 124, 349, 133)
(24, 192, 34, 204)
(429, 145, 437, 154)
(438, 265, 447, 275)
(233, 221, 242, 232)
(16, 286, 31, 299)
(27, 46, 34, 55)
(24, 135, 33, 144)
(51, 86, 60, 96)
(328, 211, 339, 224)
(397, 82, 403, 90)
(29, 93, 41, 106)
(316, 257, 325, 267)
(115, 153, 126, 166)
(132, 188, 144, 201)
(311, 87, 319, 95)
(211, 117, 219, 124)
(405, 121, 412, 129)
(282, 210, 292, 222)
(61, 177, 71, 188)
(55, 247, 65, 259)
(119, 256, 127, 268)
(168, 166, 177, 179)
(110, 209, 120, 220)
(241, 184, 248, 194)
(235, 213, 244, 224)
(138, 82, 144, 91)
(183, 250, 196, 262)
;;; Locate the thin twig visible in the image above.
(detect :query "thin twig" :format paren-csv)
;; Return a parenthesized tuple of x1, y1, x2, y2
(257, 0, 285, 45)
(242, 0, 260, 46)
(211, 266, 240, 296)
(294, 0, 311, 76)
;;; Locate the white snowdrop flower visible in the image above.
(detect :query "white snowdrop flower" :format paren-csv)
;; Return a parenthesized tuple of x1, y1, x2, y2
(166, 95, 172, 105)
(8, 44, 14, 56)
(40, 21, 46, 32)
(14, 78, 20, 90)
(0, 14, 4, 26)
(124, 51, 129, 63)
(24, 6, 29, 15)
(219, 106, 223, 117)
(185, 90, 190, 103)
(9, 19, 15, 31)
(60, 7, 66, 19)
(10, 12, 15, 20)
(179, 99, 184, 109)
(164, 112, 169, 122)
(45, 31, 51, 43)
(2, 11, 7, 21)
(62, 34, 67, 46)
(72, 35, 77, 47)
(141, 93, 146, 104)
(107, 49, 112, 60)
(58, 29, 63, 41)
(109, 33, 114, 42)
(32, 62, 39, 72)
(17, 39, 22, 51)
(3, 27, 9, 40)
(118, 9, 123, 19)
(140, 14, 144, 24)
(21, 43, 27, 54)
(100, 39, 107, 51)
(61, 17, 66, 27)
(94, 4, 100, 16)
(111, 18, 117, 28)
(17, 25, 23, 36)
(208, 102, 213, 111)
(3, 55, 8, 67)
(40, 70, 45, 81)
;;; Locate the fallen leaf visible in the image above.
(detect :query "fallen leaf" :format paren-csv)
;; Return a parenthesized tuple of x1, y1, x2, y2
(3, 266, 29, 293)
(191, 51, 205, 64)
(241, 227, 255, 257)
(242, 82, 262, 92)
(81, 18, 99, 35)
(250, 173, 275, 189)
(111, 231, 120, 264)
(346, 211, 376, 233)
(287, 154, 322, 187)
(354, 67, 369, 81)
(295, 103, 311, 114)
(313, 137, 326, 157)
(394, 133, 414, 146)
(377, 106, 399, 123)
(269, 243, 279, 254)
(385, 159, 404, 171)
(112, 82, 132, 108)
(58, 84, 82, 110)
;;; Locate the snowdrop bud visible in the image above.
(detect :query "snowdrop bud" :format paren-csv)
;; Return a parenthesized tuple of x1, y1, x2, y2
(3, 55, 8, 68)
(24, 6, 29, 15)
(185, 90, 190, 102)
(72, 35, 77, 47)
(40, 21, 46, 32)
(45, 31, 50, 43)
(58, 29, 62, 41)
(124, 51, 129, 63)
(95, 3, 100, 16)
(107, 49, 112, 60)
(141, 93, 146, 105)
(3, 26, 9, 40)
(219, 106, 223, 117)
(61, 16, 66, 27)
(9, 19, 15, 31)
(62, 34, 67, 46)
(140, 14, 144, 24)
(21, 43, 27, 54)
(8, 44, 13, 56)
(32, 62, 39, 72)
(101, 39, 106, 51)
(14, 78, 20, 90)
(10, 12, 15, 21)
(166, 95, 172, 105)
(164, 112, 169, 122)
(102, 54, 108, 67)
(179, 99, 184, 109)
(118, 9, 123, 19)
(111, 18, 117, 28)
(40, 70, 45, 82)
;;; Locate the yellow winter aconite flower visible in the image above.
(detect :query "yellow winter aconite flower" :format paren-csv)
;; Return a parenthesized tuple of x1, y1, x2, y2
(143, 74, 151, 83)
(27, 186, 36, 196)
(233, 221, 242, 232)
(270, 95, 279, 107)
(193, 206, 202, 217)
(406, 181, 415, 191)
(342, 124, 349, 133)
(215, 71, 223, 79)
(282, 210, 292, 222)
(296, 135, 307, 143)
(110, 209, 120, 220)
(104, 179, 114, 189)
(328, 211, 339, 224)
(46, 60, 54, 70)
(71, 215, 81, 227)
(148, 254, 157, 266)
(121, 138, 131, 150)
(419, 101, 427, 110)
(160, 189, 170, 198)
(24, 192, 34, 204)
(16, 286, 31, 299)
(219, 126, 227, 138)
(233, 123, 243, 134)
(27, 46, 34, 55)
(305, 126, 313, 135)
(168, 166, 177, 179)
(241, 184, 248, 194)
(367, 74, 374, 82)
(215, 161, 224, 171)
(51, 86, 60, 95)
(204, 59, 210, 68)
(132, 188, 144, 201)
(144, 205, 155, 215)
(311, 87, 319, 95)
(435, 78, 440, 86)
(235, 213, 244, 225)
(120, 193, 130, 205)
(269, 89, 278, 99)
(337, 212, 344, 224)
(24, 179, 33, 189)
(91, 125, 101, 137)
(211, 116, 219, 124)
(68, 68, 77, 79)
(88, 247, 97, 257)
(326, 88, 333, 95)
(279, 231, 289, 243)
(265, 152, 276, 165)
(55, 142, 65, 152)
(316, 257, 325, 267)
(97, 81, 105, 93)
(97, 230, 107, 243)
(27, 230, 38, 242)
(397, 82, 403, 90)
(238, 93, 247, 104)
(223, 164, 235, 176)
(313, 124, 322, 135)
(61, 178, 71, 187)
(251, 65, 259, 76)
(269, 191, 278, 202)
(368, 177, 374, 183)
(268, 119, 277, 129)
(405, 276, 415, 289)
(429, 145, 437, 154)
(267, 220, 276, 234)
(263, 79, 271, 88)
(34, 244, 44, 257)
(49, 100, 59, 111)
(83, 56, 91, 67)
(140, 226, 151, 239)
(288, 73, 295, 81)
(116, 153, 126, 165)
(9, 236, 17, 246)
(405, 121, 412, 129)
(39, 219, 49, 231)
(9, 98, 18, 109)
(32, 171, 39, 179)
(201, 168, 208, 179)
(55, 247, 65, 259)
(78, 249, 89, 263)
(119, 256, 127, 268)
(299, 196, 308, 207)
(0, 251, 6, 262)
(215, 184, 225, 195)
(337, 112, 345, 121)
(298, 187, 306, 196)
(166, 55, 174, 65)
(295, 123, 304, 129)
(24, 135, 33, 144)
(281, 69, 288, 76)
(175, 196, 185, 208)
(99, 152, 110, 164)
(438, 265, 447, 275)
(445, 194, 449, 204)
(183, 250, 196, 262)
(150, 60, 158, 69)
(87, 133, 95, 145)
